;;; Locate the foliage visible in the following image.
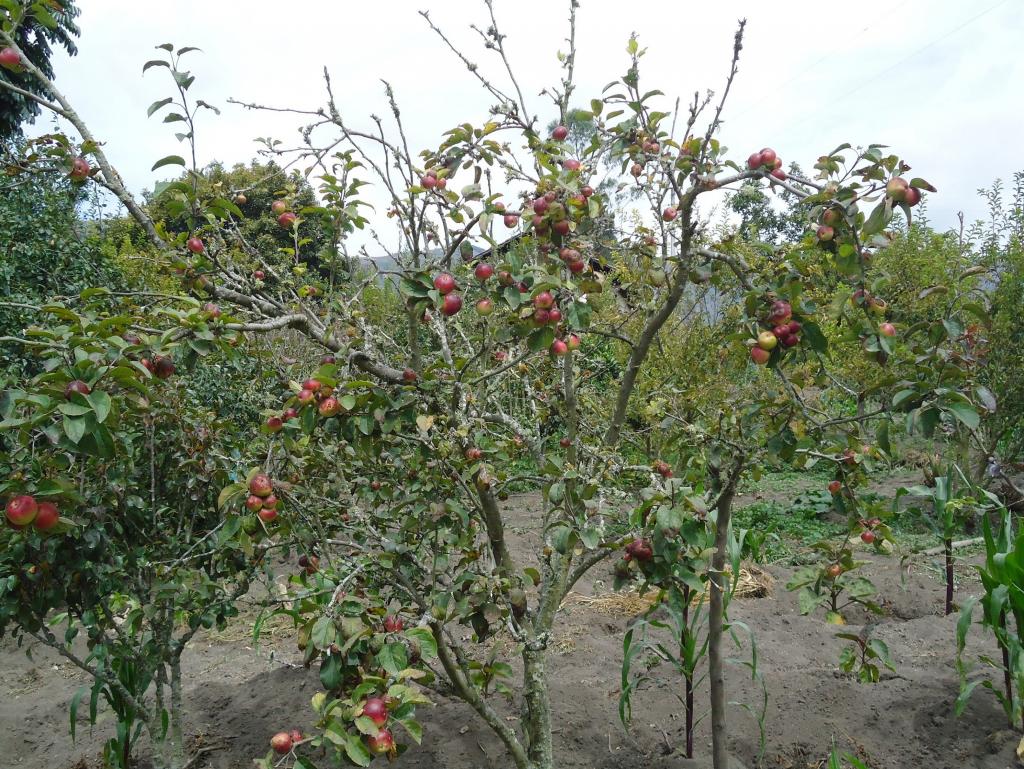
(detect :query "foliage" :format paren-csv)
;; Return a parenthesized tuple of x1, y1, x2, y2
(0, 145, 122, 379)
(0, 0, 80, 139)
(0, 4, 979, 769)
(956, 493, 1024, 731)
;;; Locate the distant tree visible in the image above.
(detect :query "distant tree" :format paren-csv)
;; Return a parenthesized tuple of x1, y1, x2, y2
(143, 159, 336, 275)
(0, 1, 80, 139)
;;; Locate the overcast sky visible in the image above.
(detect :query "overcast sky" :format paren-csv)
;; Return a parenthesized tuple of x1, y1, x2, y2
(31, 0, 1024, 244)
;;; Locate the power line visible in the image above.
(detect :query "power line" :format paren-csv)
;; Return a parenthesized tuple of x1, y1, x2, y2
(732, 0, 915, 120)
(772, 0, 1013, 137)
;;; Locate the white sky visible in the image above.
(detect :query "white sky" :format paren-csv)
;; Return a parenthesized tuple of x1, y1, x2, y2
(31, 0, 1024, 246)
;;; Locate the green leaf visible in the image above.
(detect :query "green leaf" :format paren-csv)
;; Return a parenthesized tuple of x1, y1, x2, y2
(344, 734, 372, 767)
(945, 401, 980, 430)
(62, 415, 87, 444)
(405, 627, 437, 659)
(527, 327, 555, 353)
(377, 642, 408, 676)
(311, 616, 337, 649)
(142, 59, 169, 73)
(151, 155, 186, 172)
(147, 97, 173, 117)
(87, 391, 112, 424)
(319, 653, 343, 690)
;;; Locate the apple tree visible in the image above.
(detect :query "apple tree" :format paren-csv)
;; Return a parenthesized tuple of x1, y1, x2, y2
(0, 3, 962, 769)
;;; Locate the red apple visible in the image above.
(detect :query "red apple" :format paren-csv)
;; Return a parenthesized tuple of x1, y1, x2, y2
(885, 177, 908, 202)
(828, 480, 842, 495)
(253, 269, 266, 280)
(568, 259, 585, 274)
(747, 152, 763, 169)
(759, 148, 777, 166)
(563, 158, 581, 172)
(283, 407, 299, 420)
(64, 380, 91, 399)
(771, 168, 787, 181)
(403, 368, 418, 383)
(626, 538, 653, 561)
(749, 347, 770, 365)
(465, 447, 482, 461)
(270, 732, 293, 754)
(203, 302, 221, 318)
(365, 729, 394, 755)
(662, 207, 678, 222)
(474, 262, 494, 281)
(433, 273, 456, 295)
(860, 530, 876, 544)
(581, 185, 595, 197)
(781, 334, 800, 348)
(552, 125, 569, 141)
(69, 157, 90, 182)
(630, 163, 643, 178)
(559, 437, 571, 448)
(33, 501, 59, 531)
(566, 334, 581, 350)
(503, 213, 520, 228)
(271, 200, 288, 215)
(258, 507, 279, 523)
(904, 186, 921, 207)
(826, 564, 842, 578)
(420, 172, 437, 189)
(436, 177, 447, 190)
(552, 220, 570, 236)
(383, 615, 404, 633)
(297, 389, 315, 405)
(266, 416, 283, 432)
(822, 208, 841, 226)
(362, 697, 389, 726)
(319, 397, 340, 417)
(153, 356, 175, 379)
(186, 236, 204, 254)
(769, 300, 792, 324)
(533, 291, 555, 310)
(880, 322, 896, 337)
(0, 47, 22, 70)
(277, 212, 297, 228)
(442, 293, 463, 317)
(533, 308, 550, 326)
(303, 378, 322, 392)
(5, 495, 37, 527)
(249, 474, 273, 498)
(533, 197, 550, 215)
(817, 225, 834, 242)
(475, 298, 494, 316)
(547, 308, 562, 324)
(550, 339, 568, 356)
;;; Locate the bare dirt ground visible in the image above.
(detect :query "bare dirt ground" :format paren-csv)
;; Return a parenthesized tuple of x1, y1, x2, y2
(1, 478, 1018, 769)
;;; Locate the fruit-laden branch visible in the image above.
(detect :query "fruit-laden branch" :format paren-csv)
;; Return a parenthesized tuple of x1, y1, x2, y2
(0, 34, 417, 390)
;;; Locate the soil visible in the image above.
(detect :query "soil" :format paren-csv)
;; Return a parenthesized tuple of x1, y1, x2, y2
(1, 484, 1018, 769)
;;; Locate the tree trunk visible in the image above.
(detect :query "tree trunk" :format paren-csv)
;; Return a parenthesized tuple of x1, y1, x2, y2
(944, 538, 954, 615)
(523, 649, 554, 769)
(709, 471, 740, 769)
(169, 657, 186, 769)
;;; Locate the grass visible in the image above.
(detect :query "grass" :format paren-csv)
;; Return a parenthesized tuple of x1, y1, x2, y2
(734, 469, 974, 565)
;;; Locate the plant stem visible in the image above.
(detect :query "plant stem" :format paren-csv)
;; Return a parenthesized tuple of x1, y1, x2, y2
(999, 608, 1014, 729)
(944, 537, 954, 615)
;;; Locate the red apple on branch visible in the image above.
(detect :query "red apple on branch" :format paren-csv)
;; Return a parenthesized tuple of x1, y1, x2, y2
(5, 495, 37, 527)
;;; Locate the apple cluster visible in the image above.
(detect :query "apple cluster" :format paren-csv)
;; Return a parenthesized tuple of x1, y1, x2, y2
(271, 199, 297, 229)
(265, 370, 344, 434)
(748, 300, 801, 365)
(433, 265, 582, 357)
(245, 472, 281, 523)
(746, 147, 787, 181)
(4, 494, 60, 532)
